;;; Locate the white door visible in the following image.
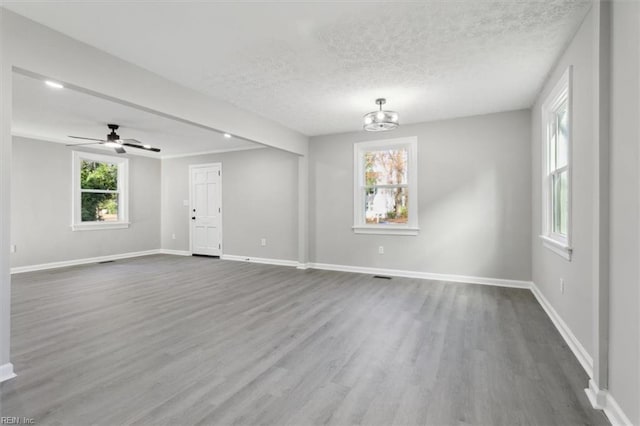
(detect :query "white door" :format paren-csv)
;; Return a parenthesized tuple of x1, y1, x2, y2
(190, 163, 222, 256)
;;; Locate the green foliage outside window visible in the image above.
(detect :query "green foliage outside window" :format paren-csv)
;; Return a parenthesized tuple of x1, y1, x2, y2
(80, 161, 119, 222)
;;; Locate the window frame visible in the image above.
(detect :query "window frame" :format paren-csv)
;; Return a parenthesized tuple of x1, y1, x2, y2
(540, 66, 573, 260)
(72, 151, 130, 231)
(353, 136, 419, 236)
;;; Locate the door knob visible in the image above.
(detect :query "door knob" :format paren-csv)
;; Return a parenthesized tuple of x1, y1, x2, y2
(191, 216, 196, 220)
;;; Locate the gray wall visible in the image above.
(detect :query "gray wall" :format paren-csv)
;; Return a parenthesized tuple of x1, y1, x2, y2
(11, 137, 161, 267)
(531, 4, 640, 422)
(161, 148, 299, 261)
(530, 7, 595, 361)
(609, 1, 639, 422)
(309, 110, 532, 281)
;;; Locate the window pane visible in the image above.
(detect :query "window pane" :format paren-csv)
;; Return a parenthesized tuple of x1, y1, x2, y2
(364, 149, 408, 185)
(81, 193, 119, 222)
(548, 114, 558, 172)
(556, 103, 569, 169)
(552, 170, 568, 235)
(81, 160, 118, 190)
(364, 187, 408, 224)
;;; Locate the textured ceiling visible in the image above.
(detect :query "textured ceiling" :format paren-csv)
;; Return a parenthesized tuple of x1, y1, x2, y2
(12, 72, 261, 158)
(4, 0, 592, 136)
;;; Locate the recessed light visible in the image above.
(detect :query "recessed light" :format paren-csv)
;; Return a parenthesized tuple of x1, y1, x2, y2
(223, 133, 232, 139)
(45, 80, 64, 89)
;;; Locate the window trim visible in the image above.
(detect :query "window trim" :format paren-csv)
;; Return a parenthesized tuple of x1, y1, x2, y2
(72, 151, 130, 231)
(353, 137, 419, 236)
(540, 66, 573, 260)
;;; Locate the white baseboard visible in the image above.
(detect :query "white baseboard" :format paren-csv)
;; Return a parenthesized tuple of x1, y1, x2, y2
(10, 249, 162, 274)
(585, 379, 633, 426)
(585, 379, 607, 410)
(159, 249, 192, 256)
(221, 254, 300, 268)
(0, 363, 16, 382)
(217, 258, 531, 289)
(307, 262, 532, 289)
(530, 281, 594, 377)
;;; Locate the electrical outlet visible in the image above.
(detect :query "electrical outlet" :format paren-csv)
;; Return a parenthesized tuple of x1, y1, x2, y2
(183, 200, 189, 207)
(261, 238, 267, 247)
(172, 233, 176, 240)
(560, 278, 565, 294)
(378, 246, 384, 255)
(9, 245, 16, 253)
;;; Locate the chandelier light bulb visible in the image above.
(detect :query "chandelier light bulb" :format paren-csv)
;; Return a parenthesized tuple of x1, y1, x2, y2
(363, 98, 400, 132)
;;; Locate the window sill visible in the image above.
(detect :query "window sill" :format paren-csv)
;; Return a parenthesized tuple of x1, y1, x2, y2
(72, 222, 130, 232)
(539, 235, 572, 261)
(353, 226, 419, 236)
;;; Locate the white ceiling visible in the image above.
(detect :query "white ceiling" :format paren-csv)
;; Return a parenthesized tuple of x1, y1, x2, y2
(12, 72, 262, 158)
(4, 0, 592, 136)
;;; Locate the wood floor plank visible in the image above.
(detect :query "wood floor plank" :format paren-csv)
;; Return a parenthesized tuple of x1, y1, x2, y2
(1, 254, 608, 425)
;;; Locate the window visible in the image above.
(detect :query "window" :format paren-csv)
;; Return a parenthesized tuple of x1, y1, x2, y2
(353, 137, 418, 235)
(72, 151, 129, 231)
(541, 66, 572, 260)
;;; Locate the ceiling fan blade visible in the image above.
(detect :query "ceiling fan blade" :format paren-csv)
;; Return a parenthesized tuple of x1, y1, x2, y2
(114, 146, 126, 154)
(122, 142, 161, 153)
(122, 138, 143, 144)
(68, 136, 105, 142)
(65, 141, 103, 147)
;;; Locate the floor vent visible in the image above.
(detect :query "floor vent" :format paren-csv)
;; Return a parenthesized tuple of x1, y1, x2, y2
(98, 260, 114, 264)
(373, 275, 392, 280)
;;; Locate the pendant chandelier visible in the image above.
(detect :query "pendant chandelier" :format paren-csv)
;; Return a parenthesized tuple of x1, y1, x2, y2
(363, 98, 399, 132)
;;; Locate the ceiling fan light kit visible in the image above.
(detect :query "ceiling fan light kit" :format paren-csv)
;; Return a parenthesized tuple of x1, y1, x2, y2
(363, 98, 399, 132)
(67, 124, 161, 154)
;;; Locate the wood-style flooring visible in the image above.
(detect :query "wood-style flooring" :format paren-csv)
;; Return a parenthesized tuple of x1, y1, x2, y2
(1, 254, 607, 425)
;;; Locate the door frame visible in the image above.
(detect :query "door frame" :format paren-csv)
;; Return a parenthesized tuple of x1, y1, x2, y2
(188, 162, 223, 256)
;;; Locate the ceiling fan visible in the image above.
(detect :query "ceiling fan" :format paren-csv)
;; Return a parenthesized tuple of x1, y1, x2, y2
(66, 124, 161, 154)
